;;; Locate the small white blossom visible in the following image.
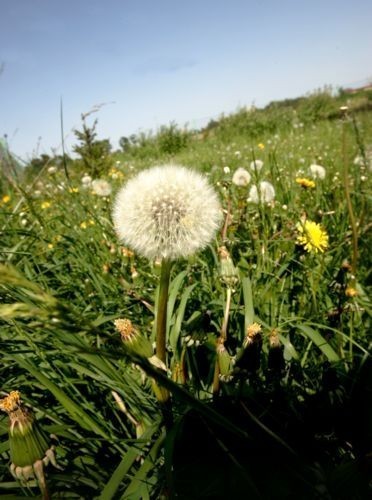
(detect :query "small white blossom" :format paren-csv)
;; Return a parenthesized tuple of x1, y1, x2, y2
(92, 179, 112, 197)
(81, 174, 92, 187)
(248, 181, 275, 204)
(309, 164, 326, 179)
(223, 166, 230, 174)
(112, 164, 222, 260)
(232, 167, 251, 187)
(47, 166, 57, 174)
(250, 159, 264, 172)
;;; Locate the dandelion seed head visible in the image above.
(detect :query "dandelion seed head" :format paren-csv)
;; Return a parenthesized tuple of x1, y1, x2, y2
(309, 164, 326, 179)
(232, 167, 251, 186)
(112, 164, 222, 260)
(92, 179, 112, 197)
(247, 181, 275, 204)
(250, 159, 264, 172)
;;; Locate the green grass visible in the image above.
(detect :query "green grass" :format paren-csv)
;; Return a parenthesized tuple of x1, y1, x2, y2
(0, 89, 371, 498)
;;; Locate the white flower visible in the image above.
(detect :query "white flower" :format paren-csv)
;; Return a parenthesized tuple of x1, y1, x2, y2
(81, 174, 92, 187)
(309, 164, 326, 179)
(248, 181, 275, 204)
(223, 166, 230, 174)
(250, 159, 264, 172)
(112, 164, 222, 260)
(232, 167, 251, 187)
(47, 166, 57, 174)
(92, 179, 112, 197)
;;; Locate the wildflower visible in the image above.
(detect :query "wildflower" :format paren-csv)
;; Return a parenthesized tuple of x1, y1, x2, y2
(232, 167, 251, 187)
(0, 391, 60, 494)
(309, 164, 326, 179)
(250, 159, 264, 172)
(296, 220, 329, 253)
(112, 164, 222, 260)
(2, 195, 11, 204)
(296, 177, 315, 188)
(345, 286, 358, 297)
(236, 323, 262, 372)
(69, 187, 79, 193)
(223, 166, 230, 174)
(40, 201, 51, 210)
(258, 143, 265, 150)
(247, 181, 275, 204)
(114, 318, 152, 357)
(47, 166, 57, 174)
(92, 179, 112, 197)
(81, 174, 92, 187)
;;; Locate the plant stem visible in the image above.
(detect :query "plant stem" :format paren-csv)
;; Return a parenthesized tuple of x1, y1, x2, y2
(342, 113, 358, 283)
(156, 258, 172, 365)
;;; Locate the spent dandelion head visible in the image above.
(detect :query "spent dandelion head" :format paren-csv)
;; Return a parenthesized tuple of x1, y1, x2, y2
(309, 164, 326, 179)
(250, 159, 264, 172)
(92, 179, 112, 197)
(247, 181, 275, 204)
(112, 164, 222, 260)
(296, 220, 329, 253)
(232, 167, 251, 186)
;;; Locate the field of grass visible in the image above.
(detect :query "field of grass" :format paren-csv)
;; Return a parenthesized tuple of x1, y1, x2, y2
(0, 89, 371, 499)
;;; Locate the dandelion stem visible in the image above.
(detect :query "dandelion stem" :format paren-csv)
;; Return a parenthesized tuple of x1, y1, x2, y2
(342, 114, 358, 282)
(156, 258, 172, 364)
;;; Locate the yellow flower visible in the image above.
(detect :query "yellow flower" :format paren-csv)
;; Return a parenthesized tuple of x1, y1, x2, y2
(47, 243, 54, 249)
(80, 220, 95, 229)
(41, 201, 51, 209)
(296, 220, 329, 253)
(69, 187, 79, 193)
(2, 195, 11, 204)
(258, 143, 265, 150)
(296, 177, 315, 189)
(345, 286, 358, 297)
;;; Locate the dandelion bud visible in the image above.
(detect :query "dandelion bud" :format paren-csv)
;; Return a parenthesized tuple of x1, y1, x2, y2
(216, 341, 232, 376)
(0, 391, 60, 494)
(218, 246, 239, 286)
(115, 318, 153, 357)
(268, 329, 285, 375)
(235, 323, 262, 373)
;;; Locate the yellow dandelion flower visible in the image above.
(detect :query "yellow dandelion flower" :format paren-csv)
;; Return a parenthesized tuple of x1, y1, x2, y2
(296, 177, 315, 189)
(80, 221, 88, 229)
(89, 219, 95, 226)
(47, 243, 54, 249)
(258, 143, 265, 150)
(2, 195, 11, 204)
(41, 201, 51, 209)
(345, 286, 358, 297)
(69, 187, 79, 193)
(296, 220, 329, 253)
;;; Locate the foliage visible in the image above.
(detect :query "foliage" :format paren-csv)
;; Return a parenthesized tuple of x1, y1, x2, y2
(0, 89, 371, 498)
(73, 116, 113, 177)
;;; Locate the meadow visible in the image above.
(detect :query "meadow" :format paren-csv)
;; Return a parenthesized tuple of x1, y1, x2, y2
(0, 88, 371, 499)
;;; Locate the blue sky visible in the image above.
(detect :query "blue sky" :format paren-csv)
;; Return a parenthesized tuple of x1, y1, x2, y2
(1, 0, 371, 160)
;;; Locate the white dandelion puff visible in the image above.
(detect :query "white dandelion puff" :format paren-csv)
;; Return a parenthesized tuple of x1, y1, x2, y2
(232, 167, 251, 187)
(247, 181, 275, 204)
(81, 174, 92, 187)
(309, 164, 326, 179)
(92, 179, 112, 197)
(112, 164, 222, 260)
(250, 159, 264, 172)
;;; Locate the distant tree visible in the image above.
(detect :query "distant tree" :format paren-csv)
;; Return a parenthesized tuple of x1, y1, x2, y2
(73, 117, 113, 177)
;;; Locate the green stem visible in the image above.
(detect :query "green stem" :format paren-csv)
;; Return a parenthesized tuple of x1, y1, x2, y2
(156, 258, 172, 365)
(342, 115, 358, 283)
